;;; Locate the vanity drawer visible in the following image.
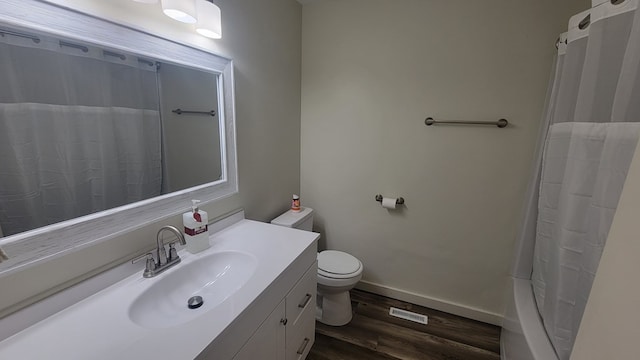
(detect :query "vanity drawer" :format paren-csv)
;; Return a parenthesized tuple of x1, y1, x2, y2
(286, 261, 317, 327)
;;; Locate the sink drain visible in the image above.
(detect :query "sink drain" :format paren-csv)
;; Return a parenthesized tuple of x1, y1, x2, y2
(188, 296, 204, 309)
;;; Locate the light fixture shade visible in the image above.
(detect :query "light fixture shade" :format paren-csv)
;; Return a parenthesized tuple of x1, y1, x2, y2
(132, 0, 159, 4)
(196, 0, 222, 39)
(161, 0, 197, 24)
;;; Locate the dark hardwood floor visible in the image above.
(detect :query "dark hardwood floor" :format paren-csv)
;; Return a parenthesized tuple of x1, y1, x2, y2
(307, 289, 501, 360)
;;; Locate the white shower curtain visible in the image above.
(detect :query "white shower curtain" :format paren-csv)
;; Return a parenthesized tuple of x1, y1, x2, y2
(0, 104, 161, 235)
(529, 1, 640, 359)
(0, 31, 162, 236)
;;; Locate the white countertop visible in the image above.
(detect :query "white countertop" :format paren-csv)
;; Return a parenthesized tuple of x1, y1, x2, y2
(0, 220, 318, 360)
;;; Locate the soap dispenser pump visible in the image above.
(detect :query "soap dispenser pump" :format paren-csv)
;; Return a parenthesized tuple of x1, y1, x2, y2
(183, 200, 210, 254)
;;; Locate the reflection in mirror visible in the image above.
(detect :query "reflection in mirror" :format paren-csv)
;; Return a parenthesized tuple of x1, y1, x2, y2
(0, 28, 221, 237)
(0, 0, 237, 275)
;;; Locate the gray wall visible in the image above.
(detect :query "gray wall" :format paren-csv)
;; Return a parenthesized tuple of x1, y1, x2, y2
(300, 0, 588, 323)
(0, 0, 302, 317)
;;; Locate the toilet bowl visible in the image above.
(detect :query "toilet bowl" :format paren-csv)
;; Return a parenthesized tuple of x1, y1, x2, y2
(271, 207, 363, 326)
(316, 250, 363, 326)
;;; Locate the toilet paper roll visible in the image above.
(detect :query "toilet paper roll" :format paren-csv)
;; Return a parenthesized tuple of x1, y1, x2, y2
(381, 197, 397, 209)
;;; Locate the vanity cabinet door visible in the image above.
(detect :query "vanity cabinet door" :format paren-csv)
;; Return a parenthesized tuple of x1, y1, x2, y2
(232, 262, 316, 360)
(233, 300, 286, 360)
(285, 262, 317, 360)
(286, 308, 315, 360)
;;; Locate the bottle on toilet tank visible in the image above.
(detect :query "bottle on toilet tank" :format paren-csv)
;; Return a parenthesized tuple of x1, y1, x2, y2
(183, 200, 210, 254)
(291, 194, 301, 212)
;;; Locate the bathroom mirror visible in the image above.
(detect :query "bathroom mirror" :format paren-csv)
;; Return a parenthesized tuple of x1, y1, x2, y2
(0, 0, 238, 275)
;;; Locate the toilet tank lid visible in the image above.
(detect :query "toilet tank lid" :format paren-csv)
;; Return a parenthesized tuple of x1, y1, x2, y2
(271, 207, 314, 228)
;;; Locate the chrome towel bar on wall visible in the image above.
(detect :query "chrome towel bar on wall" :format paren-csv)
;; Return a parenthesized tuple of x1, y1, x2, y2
(172, 109, 216, 117)
(425, 117, 508, 128)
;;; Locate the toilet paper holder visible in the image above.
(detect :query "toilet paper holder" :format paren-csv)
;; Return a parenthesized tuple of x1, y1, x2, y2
(375, 194, 405, 205)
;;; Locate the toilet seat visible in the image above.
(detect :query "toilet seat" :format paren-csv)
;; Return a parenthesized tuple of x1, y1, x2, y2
(317, 250, 362, 279)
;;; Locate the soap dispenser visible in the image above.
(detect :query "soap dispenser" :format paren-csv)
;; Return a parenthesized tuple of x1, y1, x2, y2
(183, 200, 210, 254)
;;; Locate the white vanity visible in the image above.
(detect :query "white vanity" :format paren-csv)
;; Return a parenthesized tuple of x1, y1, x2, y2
(0, 215, 319, 360)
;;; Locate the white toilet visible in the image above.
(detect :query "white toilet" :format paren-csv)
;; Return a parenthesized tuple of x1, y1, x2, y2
(271, 207, 363, 326)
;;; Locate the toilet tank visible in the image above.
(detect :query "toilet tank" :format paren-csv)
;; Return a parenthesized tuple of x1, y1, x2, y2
(271, 207, 314, 231)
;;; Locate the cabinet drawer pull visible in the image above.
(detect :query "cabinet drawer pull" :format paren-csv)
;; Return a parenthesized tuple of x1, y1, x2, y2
(298, 293, 312, 309)
(280, 318, 288, 326)
(296, 337, 310, 355)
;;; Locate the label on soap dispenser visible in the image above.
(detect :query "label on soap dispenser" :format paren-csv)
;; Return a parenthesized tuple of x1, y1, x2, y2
(185, 224, 208, 236)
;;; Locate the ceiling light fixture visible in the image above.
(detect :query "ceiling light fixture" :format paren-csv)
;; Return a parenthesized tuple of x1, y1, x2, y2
(195, 0, 222, 39)
(161, 0, 197, 24)
(131, 0, 221, 39)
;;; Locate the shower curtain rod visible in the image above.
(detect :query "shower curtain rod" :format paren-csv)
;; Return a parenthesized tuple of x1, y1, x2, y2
(60, 40, 88, 53)
(2, 28, 151, 67)
(579, 14, 591, 30)
(0, 28, 40, 43)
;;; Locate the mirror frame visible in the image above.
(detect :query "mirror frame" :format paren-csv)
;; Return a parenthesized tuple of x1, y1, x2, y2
(0, 0, 238, 276)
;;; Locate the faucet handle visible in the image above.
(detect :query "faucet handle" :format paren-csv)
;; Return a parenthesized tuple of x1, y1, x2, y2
(0, 247, 9, 262)
(168, 243, 180, 262)
(132, 253, 157, 278)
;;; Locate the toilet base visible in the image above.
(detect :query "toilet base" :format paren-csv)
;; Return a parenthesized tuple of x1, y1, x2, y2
(316, 290, 353, 326)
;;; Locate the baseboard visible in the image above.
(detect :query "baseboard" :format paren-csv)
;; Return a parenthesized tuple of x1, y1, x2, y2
(356, 280, 503, 326)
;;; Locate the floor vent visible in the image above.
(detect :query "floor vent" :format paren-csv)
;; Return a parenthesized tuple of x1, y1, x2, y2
(389, 307, 428, 325)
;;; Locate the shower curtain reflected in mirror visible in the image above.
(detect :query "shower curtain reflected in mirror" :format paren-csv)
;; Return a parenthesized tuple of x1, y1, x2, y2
(0, 33, 162, 236)
(525, 1, 640, 359)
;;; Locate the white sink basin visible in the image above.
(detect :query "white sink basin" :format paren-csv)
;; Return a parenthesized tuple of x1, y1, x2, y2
(128, 250, 257, 329)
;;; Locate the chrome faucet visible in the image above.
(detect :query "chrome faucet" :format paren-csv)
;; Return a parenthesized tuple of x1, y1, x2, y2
(132, 225, 187, 278)
(156, 225, 186, 266)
